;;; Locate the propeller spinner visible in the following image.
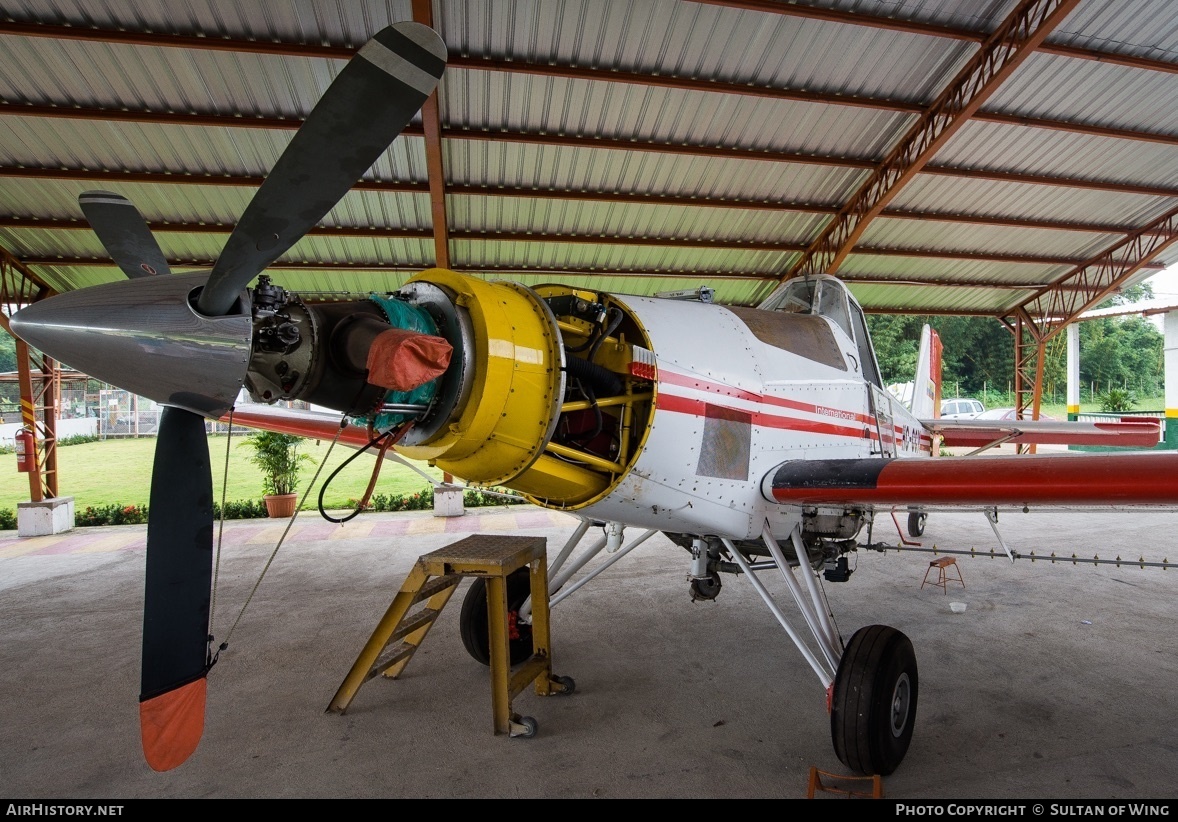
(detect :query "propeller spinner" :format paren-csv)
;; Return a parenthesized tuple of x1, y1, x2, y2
(9, 20, 447, 771)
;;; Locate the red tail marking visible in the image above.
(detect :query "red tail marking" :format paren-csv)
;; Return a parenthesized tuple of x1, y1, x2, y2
(930, 329, 943, 416)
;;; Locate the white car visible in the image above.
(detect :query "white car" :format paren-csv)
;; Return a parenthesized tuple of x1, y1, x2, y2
(940, 398, 985, 419)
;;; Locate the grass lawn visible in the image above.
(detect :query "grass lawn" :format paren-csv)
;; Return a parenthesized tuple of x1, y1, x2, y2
(0, 435, 443, 514)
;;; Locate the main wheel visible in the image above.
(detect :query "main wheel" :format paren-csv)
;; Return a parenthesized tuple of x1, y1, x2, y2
(459, 568, 534, 667)
(907, 512, 927, 537)
(830, 624, 918, 776)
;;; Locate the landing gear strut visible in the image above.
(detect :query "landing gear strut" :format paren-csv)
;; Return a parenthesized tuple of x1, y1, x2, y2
(720, 524, 920, 775)
(830, 624, 918, 776)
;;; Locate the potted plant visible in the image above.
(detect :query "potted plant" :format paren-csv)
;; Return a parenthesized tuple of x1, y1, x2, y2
(241, 431, 312, 518)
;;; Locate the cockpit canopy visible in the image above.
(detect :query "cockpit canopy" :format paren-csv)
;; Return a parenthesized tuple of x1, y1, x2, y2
(763, 275, 882, 387)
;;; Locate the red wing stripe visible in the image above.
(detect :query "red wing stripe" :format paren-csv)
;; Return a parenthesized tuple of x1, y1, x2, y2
(767, 453, 1178, 506)
(936, 420, 1160, 448)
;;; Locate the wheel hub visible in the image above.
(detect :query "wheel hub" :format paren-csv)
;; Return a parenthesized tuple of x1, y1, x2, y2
(890, 672, 911, 737)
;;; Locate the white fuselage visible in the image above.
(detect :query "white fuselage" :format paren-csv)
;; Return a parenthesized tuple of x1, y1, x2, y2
(575, 295, 931, 539)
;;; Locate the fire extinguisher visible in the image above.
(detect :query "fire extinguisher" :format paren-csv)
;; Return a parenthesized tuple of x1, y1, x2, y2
(15, 428, 34, 473)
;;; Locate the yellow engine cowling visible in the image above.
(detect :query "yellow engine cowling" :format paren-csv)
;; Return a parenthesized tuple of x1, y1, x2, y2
(397, 270, 654, 507)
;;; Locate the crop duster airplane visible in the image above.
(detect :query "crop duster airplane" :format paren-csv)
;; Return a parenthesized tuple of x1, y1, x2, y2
(9, 20, 1178, 779)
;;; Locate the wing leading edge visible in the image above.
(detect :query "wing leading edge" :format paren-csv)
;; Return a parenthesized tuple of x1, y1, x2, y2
(763, 452, 1178, 508)
(925, 417, 1160, 449)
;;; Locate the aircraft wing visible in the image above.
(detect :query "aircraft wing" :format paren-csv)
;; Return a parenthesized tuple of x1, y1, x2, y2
(763, 451, 1178, 508)
(921, 417, 1161, 449)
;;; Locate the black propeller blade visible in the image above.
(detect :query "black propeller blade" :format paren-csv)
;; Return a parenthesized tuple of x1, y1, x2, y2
(49, 22, 447, 771)
(78, 191, 172, 278)
(139, 406, 214, 772)
(196, 21, 447, 317)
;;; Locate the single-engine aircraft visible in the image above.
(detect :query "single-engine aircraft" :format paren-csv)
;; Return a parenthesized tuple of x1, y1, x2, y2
(9, 20, 1178, 779)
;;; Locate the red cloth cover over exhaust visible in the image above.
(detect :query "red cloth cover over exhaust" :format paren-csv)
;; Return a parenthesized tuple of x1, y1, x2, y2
(366, 328, 453, 392)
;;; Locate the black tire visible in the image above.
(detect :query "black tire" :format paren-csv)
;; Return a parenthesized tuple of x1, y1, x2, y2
(459, 568, 534, 667)
(907, 512, 927, 537)
(831, 624, 918, 776)
(690, 573, 722, 601)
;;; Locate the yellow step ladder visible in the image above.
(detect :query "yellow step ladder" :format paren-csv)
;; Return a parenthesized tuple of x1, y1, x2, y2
(326, 534, 573, 737)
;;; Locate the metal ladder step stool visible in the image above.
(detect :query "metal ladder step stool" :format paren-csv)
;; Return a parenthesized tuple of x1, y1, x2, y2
(921, 555, 965, 593)
(326, 534, 573, 737)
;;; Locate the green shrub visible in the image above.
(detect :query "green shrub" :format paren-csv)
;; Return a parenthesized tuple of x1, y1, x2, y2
(1099, 388, 1136, 413)
(360, 487, 435, 512)
(214, 499, 269, 520)
(464, 488, 526, 507)
(0, 508, 15, 530)
(76, 504, 149, 527)
(58, 434, 100, 447)
(346, 485, 526, 514)
(0, 433, 94, 457)
(72, 499, 271, 526)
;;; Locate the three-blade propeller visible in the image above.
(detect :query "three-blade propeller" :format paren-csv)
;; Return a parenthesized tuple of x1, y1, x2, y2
(69, 21, 447, 771)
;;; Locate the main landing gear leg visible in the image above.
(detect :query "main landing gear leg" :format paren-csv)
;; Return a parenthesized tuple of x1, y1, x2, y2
(722, 524, 920, 776)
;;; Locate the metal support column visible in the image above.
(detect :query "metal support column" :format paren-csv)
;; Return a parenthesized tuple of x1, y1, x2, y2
(1165, 311, 1178, 449)
(14, 337, 59, 501)
(1067, 322, 1081, 421)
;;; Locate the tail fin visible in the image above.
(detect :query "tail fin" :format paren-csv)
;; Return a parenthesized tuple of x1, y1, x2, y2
(910, 324, 942, 419)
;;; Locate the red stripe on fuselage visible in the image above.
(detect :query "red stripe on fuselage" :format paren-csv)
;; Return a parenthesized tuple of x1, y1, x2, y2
(655, 368, 931, 451)
(656, 393, 872, 441)
(657, 369, 876, 426)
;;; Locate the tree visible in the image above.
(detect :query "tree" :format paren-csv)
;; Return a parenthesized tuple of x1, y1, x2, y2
(870, 306, 1164, 406)
(1078, 315, 1162, 397)
(865, 315, 922, 384)
(0, 330, 16, 373)
(868, 314, 1014, 398)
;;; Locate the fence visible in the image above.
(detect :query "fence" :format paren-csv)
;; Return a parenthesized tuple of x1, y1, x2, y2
(1076, 410, 1164, 422)
(1074, 410, 1170, 451)
(18, 386, 306, 440)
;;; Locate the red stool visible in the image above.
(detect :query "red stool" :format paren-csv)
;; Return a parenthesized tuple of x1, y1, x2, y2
(921, 556, 964, 593)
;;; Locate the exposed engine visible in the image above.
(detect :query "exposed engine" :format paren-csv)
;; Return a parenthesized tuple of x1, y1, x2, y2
(241, 271, 658, 510)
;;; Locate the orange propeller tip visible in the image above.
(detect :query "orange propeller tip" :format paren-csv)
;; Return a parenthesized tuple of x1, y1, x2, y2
(139, 677, 207, 772)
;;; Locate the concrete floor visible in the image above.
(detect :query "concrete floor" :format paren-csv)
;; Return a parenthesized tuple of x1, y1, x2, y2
(1, 502, 1176, 800)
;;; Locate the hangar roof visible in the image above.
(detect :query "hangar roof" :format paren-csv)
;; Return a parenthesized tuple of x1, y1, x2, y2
(2, 0, 1178, 326)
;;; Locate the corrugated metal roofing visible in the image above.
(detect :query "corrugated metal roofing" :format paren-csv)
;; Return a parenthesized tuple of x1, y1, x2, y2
(891, 176, 1176, 227)
(443, 141, 869, 205)
(2, 0, 1178, 321)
